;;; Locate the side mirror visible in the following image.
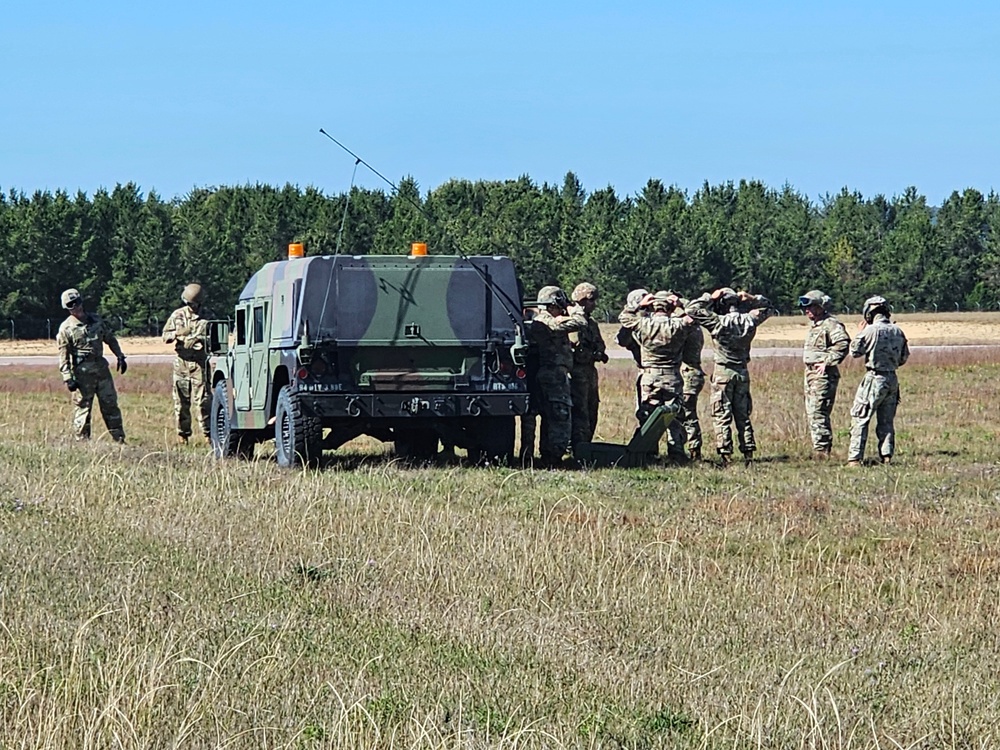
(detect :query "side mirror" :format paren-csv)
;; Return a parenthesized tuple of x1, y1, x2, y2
(208, 320, 230, 356)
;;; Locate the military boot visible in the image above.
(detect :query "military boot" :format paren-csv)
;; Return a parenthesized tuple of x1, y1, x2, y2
(176, 435, 189, 445)
(741, 450, 755, 466)
(689, 448, 702, 462)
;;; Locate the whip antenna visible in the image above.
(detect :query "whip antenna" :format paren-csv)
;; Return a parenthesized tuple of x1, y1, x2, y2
(334, 157, 360, 258)
(318, 128, 525, 329)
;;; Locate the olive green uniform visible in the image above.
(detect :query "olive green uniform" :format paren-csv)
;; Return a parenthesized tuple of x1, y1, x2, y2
(685, 294, 774, 457)
(530, 308, 588, 464)
(163, 305, 214, 439)
(847, 314, 909, 462)
(617, 307, 693, 456)
(56, 313, 126, 442)
(569, 316, 607, 447)
(803, 315, 850, 453)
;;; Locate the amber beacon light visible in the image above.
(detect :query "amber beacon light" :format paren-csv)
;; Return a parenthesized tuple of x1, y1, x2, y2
(409, 242, 428, 257)
(288, 242, 305, 258)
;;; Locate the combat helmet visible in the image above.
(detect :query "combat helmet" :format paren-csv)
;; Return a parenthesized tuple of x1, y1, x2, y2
(571, 282, 599, 302)
(626, 288, 649, 310)
(536, 285, 570, 308)
(798, 289, 832, 312)
(182, 283, 204, 306)
(714, 287, 739, 313)
(862, 295, 890, 324)
(61, 288, 82, 310)
(651, 290, 676, 312)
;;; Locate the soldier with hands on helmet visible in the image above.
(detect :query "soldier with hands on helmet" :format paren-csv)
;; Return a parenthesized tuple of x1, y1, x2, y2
(568, 282, 608, 449)
(162, 283, 214, 444)
(528, 285, 588, 467)
(847, 295, 909, 466)
(55, 288, 127, 443)
(685, 287, 774, 464)
(618, 290, 693, 460)
(799, 290, 850, 459)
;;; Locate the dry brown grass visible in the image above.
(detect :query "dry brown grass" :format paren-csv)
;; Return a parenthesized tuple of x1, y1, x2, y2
(2, 350, 1000, 748)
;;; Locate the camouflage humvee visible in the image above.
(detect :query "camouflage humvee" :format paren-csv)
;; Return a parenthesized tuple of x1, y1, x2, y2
(208, 244, 531, 467)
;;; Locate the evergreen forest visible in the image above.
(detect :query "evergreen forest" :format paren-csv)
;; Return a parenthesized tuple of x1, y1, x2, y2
(1, 174, 999, 336)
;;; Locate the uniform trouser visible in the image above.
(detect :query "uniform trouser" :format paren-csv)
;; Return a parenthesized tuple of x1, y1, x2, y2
(804, 365, 840, 452)
(71, 362, 124, 441)
(710, 365, 754, 455)
(536, 366, 572, 462)
(848, 371, 899, 461)
(173, 359, 211, 438)
(638, 367, 686, 456)
(570, 364, 599, 447)
(679, 368, 705, 452)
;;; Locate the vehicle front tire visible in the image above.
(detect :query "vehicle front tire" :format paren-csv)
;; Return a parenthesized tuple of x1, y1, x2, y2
(210, 380, 253, 459)
(275, 386, 322, 468)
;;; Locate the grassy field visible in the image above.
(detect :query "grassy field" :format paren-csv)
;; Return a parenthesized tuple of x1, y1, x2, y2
(2, 349, 1000, 748)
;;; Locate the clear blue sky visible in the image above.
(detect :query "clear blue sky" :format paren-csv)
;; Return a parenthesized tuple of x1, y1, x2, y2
(2, 1, 997, 206)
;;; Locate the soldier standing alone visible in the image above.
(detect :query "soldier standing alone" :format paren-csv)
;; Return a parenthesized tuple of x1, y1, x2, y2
(568, 282, 609, 448)
(847, 295, 909, 466)
(56, 288, 127, 443)
(162, 283, 214, 444)
(799, 290, 850, 458)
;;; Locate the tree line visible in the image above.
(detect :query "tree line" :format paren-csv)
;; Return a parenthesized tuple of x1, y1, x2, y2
(1, 175, 998, 336)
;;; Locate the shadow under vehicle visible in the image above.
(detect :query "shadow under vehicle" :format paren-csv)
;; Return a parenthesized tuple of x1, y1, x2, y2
(207, 243, 530, 467)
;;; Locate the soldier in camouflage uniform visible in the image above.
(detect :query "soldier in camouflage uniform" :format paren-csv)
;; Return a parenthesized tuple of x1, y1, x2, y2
(529, 285, 588, 467)
(56, 288, 127, 442)
(798, 289, 850, 458)
(162, 283, 214, 444)
(685, 288, 774, 464)
(615, 288, 648, 415)
(568, 282, 609, 448)
(679, 314, 706, 460)
(847, 295, 909, 466)
(618, 291, 693, 459)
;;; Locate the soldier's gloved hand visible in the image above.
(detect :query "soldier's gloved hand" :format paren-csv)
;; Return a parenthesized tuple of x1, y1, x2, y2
(66, 379, 78, 392)
(116, 356, 128, 374)
(596, 352, 610, 364)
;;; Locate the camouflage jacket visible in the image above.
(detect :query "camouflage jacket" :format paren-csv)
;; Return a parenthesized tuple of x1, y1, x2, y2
(57, 313, 124, 382)
(685, 293, 775, 369)
(617, 309, 693, 369)
(162, 305, 213, 363)
(680, 321, 705, 375)
(569, 316, 607, 368)
(530, 308, 589, 370)
(803, 315, 850, 368)
(850, 314, 909, 372)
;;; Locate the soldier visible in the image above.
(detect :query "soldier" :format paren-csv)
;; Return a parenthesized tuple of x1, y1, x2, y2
(529, 285, 588, 467)
(847, 295, 909, 466)
(568, 282, 609, 448)
(618, 290, 693, 460)
(679, 313, 706, 461)
(685, 288, 774, 464)
(615, 288, 648, 414)
(799, 289, 850, 459)
(55, 288, 127, 443)
(162, 283, 214, 444)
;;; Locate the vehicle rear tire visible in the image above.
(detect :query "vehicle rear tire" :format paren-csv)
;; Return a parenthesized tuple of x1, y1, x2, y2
(210, 380, 253, 459)
(275, 386, 322, 468)
(468, 416, 515, 466)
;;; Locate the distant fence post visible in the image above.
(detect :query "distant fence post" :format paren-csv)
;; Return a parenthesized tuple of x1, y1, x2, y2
(46, 319, 51, 339)
(8, 320, 13, 341)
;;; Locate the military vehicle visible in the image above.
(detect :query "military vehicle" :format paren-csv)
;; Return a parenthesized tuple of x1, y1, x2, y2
(207, 242, 531, 467)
